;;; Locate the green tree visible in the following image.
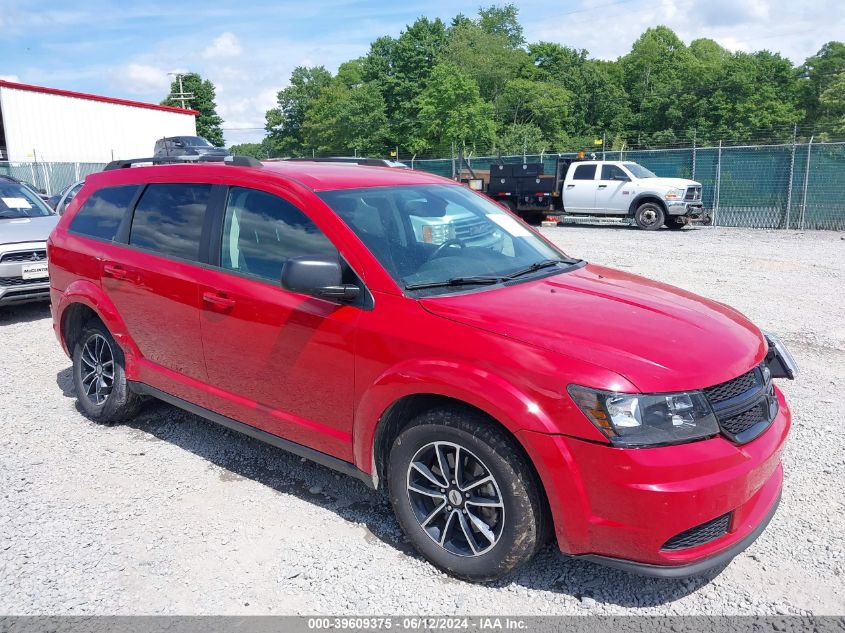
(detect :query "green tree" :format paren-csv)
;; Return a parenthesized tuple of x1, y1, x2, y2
(621, 26, 695, 140)
(802, 42, 845, 125)
(301, 81, 388, 155)
(498, 79, 571, 144)
(819, 71, 845, 134)
(444, 20, 532, 109)
(477, 4, 524, 49)
(265, 66, 333, 155)
(161, 74, 224, 146)
(361, 18, 448, 148)
(496, 123, 547, 154)
(415, 64, 495, 152)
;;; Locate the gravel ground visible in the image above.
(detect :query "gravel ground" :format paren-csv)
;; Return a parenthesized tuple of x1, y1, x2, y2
(1, 225, 843, 616)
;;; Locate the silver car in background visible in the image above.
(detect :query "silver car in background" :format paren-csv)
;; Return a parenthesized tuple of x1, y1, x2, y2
(0, 177, 59, 307)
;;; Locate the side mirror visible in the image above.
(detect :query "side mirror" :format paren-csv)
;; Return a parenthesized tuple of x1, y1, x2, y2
(281, 254, 360, 303)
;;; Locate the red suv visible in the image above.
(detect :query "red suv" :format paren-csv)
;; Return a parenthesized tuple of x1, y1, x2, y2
(48, 158, 796, 582)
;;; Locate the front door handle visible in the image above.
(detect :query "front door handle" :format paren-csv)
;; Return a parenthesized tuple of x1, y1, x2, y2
(202, 291, 236, 309)
(566, 184, 575, 189)
(103, 263, 128, 280)
(598, 184, 607, 189)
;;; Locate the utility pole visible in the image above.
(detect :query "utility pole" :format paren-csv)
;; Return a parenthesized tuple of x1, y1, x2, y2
(167, 72, 195, 110)
(785, 123, 797, 229)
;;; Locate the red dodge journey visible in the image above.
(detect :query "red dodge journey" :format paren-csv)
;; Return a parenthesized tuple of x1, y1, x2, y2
(48, 157, 796, 581)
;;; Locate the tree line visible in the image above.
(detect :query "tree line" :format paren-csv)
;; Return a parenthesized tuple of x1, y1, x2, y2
(169, 5, 845, 158)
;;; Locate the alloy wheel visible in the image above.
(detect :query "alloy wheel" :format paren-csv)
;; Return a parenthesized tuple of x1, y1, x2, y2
(79, 333, 115, 406)
(406, 441, 505, 557)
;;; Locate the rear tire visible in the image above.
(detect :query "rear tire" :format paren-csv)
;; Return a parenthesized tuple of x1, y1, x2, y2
(634, 202, 665, 230)
(72, 321, 141, 424)
(388, 407, 547, 582)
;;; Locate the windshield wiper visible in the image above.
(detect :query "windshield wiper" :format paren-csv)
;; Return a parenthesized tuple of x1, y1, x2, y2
(405, 276, 504, 291)
(504, 259, 570, 280)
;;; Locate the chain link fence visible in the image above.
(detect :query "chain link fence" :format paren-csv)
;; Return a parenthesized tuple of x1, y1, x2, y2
(3, 140, 843, 230)
(0, 161, 105, 197)
(412, 141, 845, 231)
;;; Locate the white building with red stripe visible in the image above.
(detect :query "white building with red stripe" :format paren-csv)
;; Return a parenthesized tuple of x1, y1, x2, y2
(0, 80, 198, 163)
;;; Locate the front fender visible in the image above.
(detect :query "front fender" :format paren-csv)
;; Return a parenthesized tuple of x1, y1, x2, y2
(353, 357, 574, 475)
(56, 281, 140, 377)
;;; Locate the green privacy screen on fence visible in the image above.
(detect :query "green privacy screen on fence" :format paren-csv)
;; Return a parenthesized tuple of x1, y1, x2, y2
(412, 142, 845, 230)
(3, 142, 843, 230)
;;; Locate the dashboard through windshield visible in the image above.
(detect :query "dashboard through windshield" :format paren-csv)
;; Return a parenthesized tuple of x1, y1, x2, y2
(320, 184, 580, 296)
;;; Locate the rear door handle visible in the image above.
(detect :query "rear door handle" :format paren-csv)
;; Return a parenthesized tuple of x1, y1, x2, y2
(566, 184, 575, 189)
(202, 291, 236, 309)
(598, 185, 607, 189)
(103, 263, 128, 280)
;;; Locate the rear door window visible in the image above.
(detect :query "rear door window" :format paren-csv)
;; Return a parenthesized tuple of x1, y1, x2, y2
(573, 164, 597, 180)
(129, 183, 211, 261)
(68, 185, 138, 241)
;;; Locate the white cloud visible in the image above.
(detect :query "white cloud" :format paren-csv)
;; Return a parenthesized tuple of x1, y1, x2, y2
(111, 63, 170, 95)
(202, 32, 242, 59)
(527, 0, 842, 63)
(0, 74, 21, 82)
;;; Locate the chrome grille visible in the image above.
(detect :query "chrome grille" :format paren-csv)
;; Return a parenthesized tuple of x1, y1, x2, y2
(0, 250, 47, 264)
(685, 186, 702, 201)
(453, 216, 495, 240)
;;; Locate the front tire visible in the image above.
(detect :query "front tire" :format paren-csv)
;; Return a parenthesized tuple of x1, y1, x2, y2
(388, 408, 547, 582)
(72, 321, 141, 424)
(634, 202, 665, 230)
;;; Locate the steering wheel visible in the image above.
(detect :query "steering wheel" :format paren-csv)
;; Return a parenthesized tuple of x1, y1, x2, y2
(430, 238, 466, 260)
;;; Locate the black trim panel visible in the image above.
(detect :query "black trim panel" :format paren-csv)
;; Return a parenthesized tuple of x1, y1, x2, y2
(574, 493, 780, 579)
(128, 381, 374, 489)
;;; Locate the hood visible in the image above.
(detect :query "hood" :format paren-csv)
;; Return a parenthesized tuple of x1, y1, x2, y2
(639, 177, 700, 189)
(419, 264, 765, 393)
(1, 215, 59, 244)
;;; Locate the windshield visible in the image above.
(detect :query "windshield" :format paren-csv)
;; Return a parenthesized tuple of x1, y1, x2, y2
(182, 136, 213, 147)
(0, 182, 55, 219)
(320, 184, 579, 295)
(623, 163, 657, 179)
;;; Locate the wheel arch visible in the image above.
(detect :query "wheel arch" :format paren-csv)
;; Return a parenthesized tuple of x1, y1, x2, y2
(628, 194, 667, 217)
(370, 392, 553, 541)
(56, 280, 139, 371)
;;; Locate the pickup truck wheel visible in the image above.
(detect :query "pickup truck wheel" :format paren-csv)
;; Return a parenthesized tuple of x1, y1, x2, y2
(388, 407, 547, 582)
(72, 321, 141, 424)
(634, 203, 665, 230)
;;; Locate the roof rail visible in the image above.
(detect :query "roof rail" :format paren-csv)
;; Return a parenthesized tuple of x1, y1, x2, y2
(103, 155, 263, 171)
(284, 157, 403, 168)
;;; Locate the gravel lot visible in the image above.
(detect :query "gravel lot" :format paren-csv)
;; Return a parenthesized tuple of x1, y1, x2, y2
(1, 225, 843, 616)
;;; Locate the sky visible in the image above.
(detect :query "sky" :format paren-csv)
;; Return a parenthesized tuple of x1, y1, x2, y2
(1, 0, 843, 146)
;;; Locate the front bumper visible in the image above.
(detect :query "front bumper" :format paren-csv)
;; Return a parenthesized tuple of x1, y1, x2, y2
(517, 388, 790, 577)
(666, 201, 705, 217)
(0, 280, 51, 306)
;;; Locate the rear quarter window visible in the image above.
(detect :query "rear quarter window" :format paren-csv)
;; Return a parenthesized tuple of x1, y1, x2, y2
(68, 185, 139, 241)
(129, 183, 212, 262)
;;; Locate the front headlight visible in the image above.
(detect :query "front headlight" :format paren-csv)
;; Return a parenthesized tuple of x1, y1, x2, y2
(664, 188, 686, 200)
(568, 386, 719, 447)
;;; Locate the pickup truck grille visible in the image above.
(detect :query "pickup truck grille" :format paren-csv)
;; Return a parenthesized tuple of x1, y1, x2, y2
(453, 216, 496, 241)
(685, 186, 702, 201)
(703, 363, 778, 443)
(0, 250, 47, 264)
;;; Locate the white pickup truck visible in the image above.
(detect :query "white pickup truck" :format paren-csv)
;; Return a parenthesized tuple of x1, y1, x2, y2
(481, 158, 708, 230)
(561, 160, 706, 230)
